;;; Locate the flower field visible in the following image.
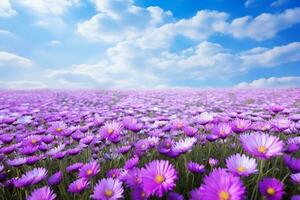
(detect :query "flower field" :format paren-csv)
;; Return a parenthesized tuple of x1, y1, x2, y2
(0, 89, 300, 200)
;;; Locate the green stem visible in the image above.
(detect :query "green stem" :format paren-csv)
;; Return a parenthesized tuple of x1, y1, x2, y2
(251, 160, 264, 200)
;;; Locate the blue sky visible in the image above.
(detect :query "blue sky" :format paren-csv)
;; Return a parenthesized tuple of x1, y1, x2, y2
(0, 0, 300, 89)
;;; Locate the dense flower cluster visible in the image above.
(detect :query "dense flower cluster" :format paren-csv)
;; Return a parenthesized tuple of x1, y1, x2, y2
(0, 89, 299, 199)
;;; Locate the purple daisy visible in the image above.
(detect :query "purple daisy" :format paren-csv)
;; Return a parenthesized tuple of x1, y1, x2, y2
(14, 167, 47, 188)
(271, 118, 291, 131)
(41, 134, 54, 144)
(23, 135, 42, 146)
(259, 177, 284, 200)
(7, 157, 27, 167)
(199, 168, 245, 200)
(141, 160, 177, 197)
(157, 139, 174, 154)
(130, 187, 149, 200)
(67, 147, 82, 156)
(171, 137, 197, 154)
(124, 155, 139, 170)
(107, 168, 122, 179)
(208, 158, 219, 167)
(48, 171, 63, 186)
(134, 139, 150, 155)
(26, 155, 43, 165)
(226, 153, 258, 176)
(183, 126, 198, 137)
(148, 129, 164, 137)
(47, 144, 65, 156)
(168, 192, 184, 200)
(0, 145, 16, 154)
(48, 121, 68, 136)
(79, 135, 94, 145)
(117, 145, 131, 154)
(0, 134, 14, 144)
(52, 151, 66, 160)
(19, 146, 39, 156)
(170, 119, 188, 131)
(68, 178, 89, 193)
(212, 123, 232, 139)
(189, 187, 202, 200)
(124, 168, 142, 189)
(285, 137, 300, 153)
(100, 121, 123, 143)
(91, 178, 124, 200)
(231, 119, 251, 133)
(269, 104, 285, 113)
(78, 161, 100, 179)
(290, 114, 300, 122)
(122, 116, 143, 132)
(187, 161, 205, 173)
(24, 167, 48, 184)
(291, 172, 300, 184)
(195, 112, 214, 125)
(240, 133, 284, 159)
(284, 155, 300, 172)
(66, 162, 84, 173)
(146, 136, 160, 148)
(27, 186, 56, 200)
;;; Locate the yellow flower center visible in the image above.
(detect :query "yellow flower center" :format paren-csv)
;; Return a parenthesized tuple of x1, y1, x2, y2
(220, 130, 225, 135)
(141, 192, 146, 197)
(31, 139, 37, 144)
(105, 189, 113, 197)
(86, 169, 93, 175)
(56, 127, 62, 132)
(166, 143, 171, 148)
(237, 166, 246, 173)
(258, 146, 267, 153)
(107, 129, 113, 134)
(112, 173, 116, 178)
(267, 187, 275, 196)
(155, 175, 165, 184)
(219, 191, 230, 200)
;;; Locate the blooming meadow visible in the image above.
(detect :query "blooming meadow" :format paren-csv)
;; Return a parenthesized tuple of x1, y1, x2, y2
(0, 89, 300, 200)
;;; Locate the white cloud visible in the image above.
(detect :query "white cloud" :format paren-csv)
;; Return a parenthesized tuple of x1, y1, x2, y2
(245, 0, 256, 7)
(0, 52, 33, 68)
(17, 0, 80, 16)
(35, 18, 68, 32)
(0, 0, 17, 17)
(271, 0, 289, 7)
(77, 0, 173, 43)
(236, 76, 300, 88)
(77, 7, 228, 44)
(5, 0, 299, 89)
(48, 40, 62, 46)
(16, 0, 79, 31)
(0, 29, 14, 37)
(46, 39, 300, 88)
(78, 3, 300, 44)
(240, 42, 300, 67)
(0, 80, 47, 89)
(135, 10, 228, 50)
(226, 7, 300, 41)
(46, 60, 165, 89)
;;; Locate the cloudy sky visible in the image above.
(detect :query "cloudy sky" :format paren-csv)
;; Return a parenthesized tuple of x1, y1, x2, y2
(0, 0, 299, 89)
